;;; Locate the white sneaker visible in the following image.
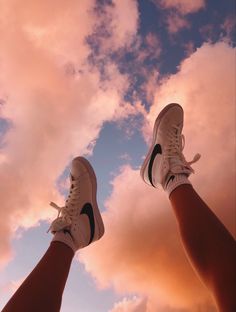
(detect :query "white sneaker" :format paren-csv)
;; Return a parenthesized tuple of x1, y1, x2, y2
(48, 157, 105, 252)
(140, 103, 201, 190)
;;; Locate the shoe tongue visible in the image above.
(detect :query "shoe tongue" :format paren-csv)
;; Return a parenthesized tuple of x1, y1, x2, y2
(171, 165, 182, 173)
(169, 158, 186, 173)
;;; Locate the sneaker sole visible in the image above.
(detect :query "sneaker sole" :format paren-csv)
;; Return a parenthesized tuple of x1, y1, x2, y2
(76, 157, 105, 240)
(140, 103, 183, 186)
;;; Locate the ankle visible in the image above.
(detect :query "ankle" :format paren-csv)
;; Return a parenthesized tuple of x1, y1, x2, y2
(52, 231, 76, 254)
(164, 173, 192, 198)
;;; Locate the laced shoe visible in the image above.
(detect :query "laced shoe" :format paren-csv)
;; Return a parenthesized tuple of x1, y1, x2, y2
(48, 157, 104, 252)
(140, 103, 201, 193)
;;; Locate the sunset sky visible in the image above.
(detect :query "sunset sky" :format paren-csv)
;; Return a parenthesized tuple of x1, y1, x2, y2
(0, 0, 235, 311)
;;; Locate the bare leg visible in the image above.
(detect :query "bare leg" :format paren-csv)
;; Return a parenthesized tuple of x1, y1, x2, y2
(2, 241, 74, 312)
(169, 184, 236, 312)
(1, 156, 105, 312)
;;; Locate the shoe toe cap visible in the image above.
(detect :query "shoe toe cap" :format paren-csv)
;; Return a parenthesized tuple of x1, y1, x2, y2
(71, 157, 88, 178)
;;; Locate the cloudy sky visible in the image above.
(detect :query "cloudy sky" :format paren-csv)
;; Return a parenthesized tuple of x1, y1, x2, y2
(0, 0, 235, 311)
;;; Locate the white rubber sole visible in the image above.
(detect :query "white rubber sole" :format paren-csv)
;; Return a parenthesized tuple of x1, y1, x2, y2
(140, 103, 183, 185)
(76, 157, 105, 240)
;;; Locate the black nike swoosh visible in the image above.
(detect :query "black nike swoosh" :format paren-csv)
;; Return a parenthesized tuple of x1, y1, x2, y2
(166, 175, 175, 188)
(80, 203, 95, 245)
(148, 144, 162, 187)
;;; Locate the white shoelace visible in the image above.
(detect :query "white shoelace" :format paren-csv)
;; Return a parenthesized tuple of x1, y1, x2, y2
(47, 179, 80, 233)
(164, 124, 201, 174)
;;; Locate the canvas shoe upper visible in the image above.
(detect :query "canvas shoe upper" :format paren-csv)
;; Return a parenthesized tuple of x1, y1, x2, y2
(140, 103, 201, 189)
(48, 157, 104, 250)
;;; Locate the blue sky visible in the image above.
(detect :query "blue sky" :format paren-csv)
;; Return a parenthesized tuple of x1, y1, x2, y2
(0, 0, 235, 311)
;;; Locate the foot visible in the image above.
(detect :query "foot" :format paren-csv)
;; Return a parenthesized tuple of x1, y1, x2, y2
(48, 157, 105, 252)
(140, 103, 201, 191)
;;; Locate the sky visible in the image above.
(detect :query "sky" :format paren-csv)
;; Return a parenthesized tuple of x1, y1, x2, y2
(0, 0, 235, 311)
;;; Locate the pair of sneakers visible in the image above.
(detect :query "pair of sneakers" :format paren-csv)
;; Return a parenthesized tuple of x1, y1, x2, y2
(49, 103, 201, 253)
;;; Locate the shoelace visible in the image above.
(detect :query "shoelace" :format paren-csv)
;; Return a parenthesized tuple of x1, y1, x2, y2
(47, 178, 80, 233)
(164, 124, 201, 174)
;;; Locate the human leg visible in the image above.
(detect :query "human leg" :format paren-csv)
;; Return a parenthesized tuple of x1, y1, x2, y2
(170, 184, 236, 312)
(140, 103, 236, 311)
(2, 241, 74, 312)
(2, 157, 104, 312)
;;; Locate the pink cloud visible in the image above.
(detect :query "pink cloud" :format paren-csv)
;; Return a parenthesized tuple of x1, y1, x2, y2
(119, 153, 132, 162)
(183, 41, 195, 57)
(0, 0, 140, 268)
(154, 0, 205, 14)
(140, 71, 159, 105)
(148, 41, 236, 232)
(199, 24, 215, 42)
(109, 296, 147, 312)
(145, 33, 162, 56)
(0, 276, 25, 295)
(138, 33, 162, 62)
(221, 15, 236, 41)
(145, 41, 236, 237)
(80, 166, 215, 310)
(166, 12, 190, 33)
(80, 41, 235, 311)
(107, 0, 139, 49)
(92, 0, 139, 53)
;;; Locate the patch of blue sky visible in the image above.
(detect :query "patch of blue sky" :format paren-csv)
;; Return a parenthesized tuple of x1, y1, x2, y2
(138, 0, 162, 35)
(137, 0, 185, 75)
(55, 117, 147, 213)
(0, 118, 10, 135)
(138, 0, 235, 76)
(95, 0, 112, 7)
(123, 78, 150, 110)
(87, 119, 147, 212)
(0, 119, 6, 134)
(178, 1, 235, 43)
(0, 118, 11, 149)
